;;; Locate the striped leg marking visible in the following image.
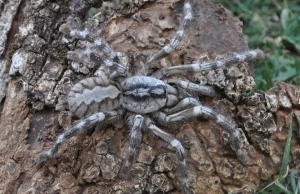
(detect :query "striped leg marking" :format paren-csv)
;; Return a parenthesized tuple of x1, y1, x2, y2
(60, 17, 117, 59)
(146, 119, 190, 194)
(167, 97, 200, 114)
(166, 79, 217, 97)
(166, 105, 240, 137)
(154, 49, 265, 78)
(146, 2, 193, 65)
(67, 49, 127, 76)
(35, 112, 116, 164)
(120, 115, 144, 179)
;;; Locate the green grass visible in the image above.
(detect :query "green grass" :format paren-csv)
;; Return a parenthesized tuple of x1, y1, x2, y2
(226, 119, 299, 194)
(212, 2, 300, 193)
(255, 119, 298, 194)
(213, 0, 300, 91)
(228, 119, 297, 194)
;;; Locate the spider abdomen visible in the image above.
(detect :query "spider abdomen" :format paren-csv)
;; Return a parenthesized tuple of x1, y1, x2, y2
(121, 76, 167, 114)
(68, 77, 121, 118)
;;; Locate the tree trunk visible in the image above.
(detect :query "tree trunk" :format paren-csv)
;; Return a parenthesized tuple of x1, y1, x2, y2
(0, 0, 299, 193)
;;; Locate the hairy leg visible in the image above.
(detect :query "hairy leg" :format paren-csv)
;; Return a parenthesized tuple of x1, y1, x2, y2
(35, 111, 118, 164)
(160, 105, 252, 164)
(145, 118, 190, 194)
(59, 17, 127, 78)
(154, 49, 264, 78)
(67, 49, 127, 77)
(167, 105, 240, 137)
(166, 97, 200, 114)
(146, 2, 193, 66)
(119, 115, 144, 179)
(60, 16, 117, 60)
(166, 94, 179, 107)
(166, 79, 217, 97)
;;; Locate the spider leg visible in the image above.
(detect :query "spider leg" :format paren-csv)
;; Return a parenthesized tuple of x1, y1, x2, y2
(165, 83, 180, 107)
(109, 70, 126, 80)
(166, 94, 179, 107)
(119, 115, 144, 179)
(166, 97, 200, 114)
(161, 105, 253, 164)
(35, 111, 118, 164)
(146, 2, 192, 66)
(60, 17, 127, 78)
(166, 79, 217, 97)
(67, 49, 127, 77)
(166, 105, 240, 137)
(145, 118, 190, 194)
(153, 49, 265, 78)
(60, 18, 117, 60)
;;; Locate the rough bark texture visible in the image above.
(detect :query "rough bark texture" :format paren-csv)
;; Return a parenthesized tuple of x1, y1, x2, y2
(0, 0, 299, 193)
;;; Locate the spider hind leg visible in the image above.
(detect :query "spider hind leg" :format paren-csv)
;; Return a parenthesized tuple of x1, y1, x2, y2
(35, 111, 118, 164)
(119, 115, 144, 180)
(146, 118, 190, 194)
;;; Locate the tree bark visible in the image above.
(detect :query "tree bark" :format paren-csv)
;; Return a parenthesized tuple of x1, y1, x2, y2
(0, 0, 299, 193)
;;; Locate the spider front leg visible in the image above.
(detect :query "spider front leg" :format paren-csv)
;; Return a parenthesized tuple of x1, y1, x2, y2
(67, 49, 127, 78)
(60, 17, 117, 60)
(166, 79, 217, 97)
(146, 2, 193, 66)
(145, 118, 190, 194)
(35, 111, 118, 164)
(154, 49, 265, 78)
(119, 115, 144, 179)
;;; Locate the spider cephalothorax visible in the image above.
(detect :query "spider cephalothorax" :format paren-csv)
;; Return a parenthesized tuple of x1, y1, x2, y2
(35, 1, 264, 193)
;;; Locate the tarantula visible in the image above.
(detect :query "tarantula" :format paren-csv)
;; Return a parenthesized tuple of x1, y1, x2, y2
(35, 1, 264, 193)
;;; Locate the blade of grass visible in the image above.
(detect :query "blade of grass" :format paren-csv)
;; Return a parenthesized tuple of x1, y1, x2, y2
(289, 171, 298, 193)
(257, 190, 269, 194)
(255, 180, 277, 193)
(274, 181, 294, 194)
(280, 8, 290, 33)
(278, 118, 293, 183)
(255, 118, 294, 194)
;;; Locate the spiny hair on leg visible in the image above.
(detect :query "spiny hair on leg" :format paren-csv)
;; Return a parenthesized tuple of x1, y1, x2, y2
(35, 112, 106, 164)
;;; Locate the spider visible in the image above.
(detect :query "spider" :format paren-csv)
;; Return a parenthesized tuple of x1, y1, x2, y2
(35, 1, 264, 193)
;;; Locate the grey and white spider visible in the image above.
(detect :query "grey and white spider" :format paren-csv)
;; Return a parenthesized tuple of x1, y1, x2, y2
(35, 1, 264, 194)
